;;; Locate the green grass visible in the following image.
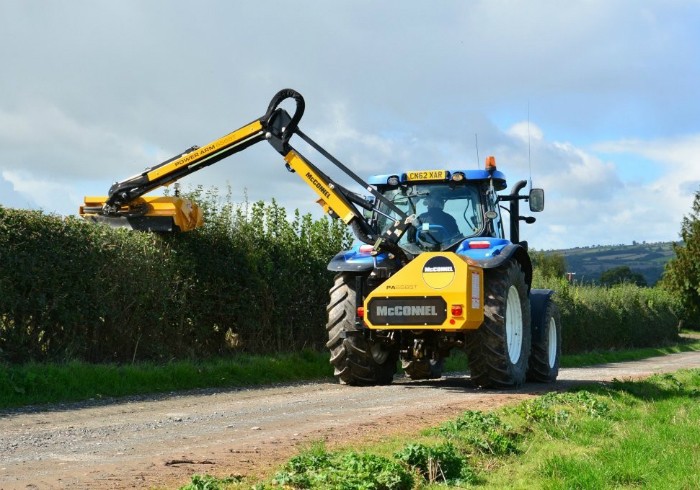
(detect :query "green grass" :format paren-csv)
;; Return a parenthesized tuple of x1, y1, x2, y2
(560, 336, 700, 368)
(0, 350, 333, 410)
(483, 370, 700, 489)
(2, 339, 699, 410)
(193, 369, 700, 489)
(442, 337, 700, 372)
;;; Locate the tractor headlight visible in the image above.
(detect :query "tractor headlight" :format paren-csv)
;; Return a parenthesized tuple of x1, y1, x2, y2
(451, 172, 465, 182)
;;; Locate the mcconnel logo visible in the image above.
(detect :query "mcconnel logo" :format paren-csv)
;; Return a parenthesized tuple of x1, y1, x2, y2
(422, 256, 455, 289)
(305, 172, 331, 199)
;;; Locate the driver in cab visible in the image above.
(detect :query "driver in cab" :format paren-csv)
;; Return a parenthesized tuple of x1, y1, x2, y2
(418, 196, 460, 238)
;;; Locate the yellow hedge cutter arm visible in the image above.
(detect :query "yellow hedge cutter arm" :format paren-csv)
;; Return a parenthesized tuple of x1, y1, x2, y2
(80, 89, 412, 255)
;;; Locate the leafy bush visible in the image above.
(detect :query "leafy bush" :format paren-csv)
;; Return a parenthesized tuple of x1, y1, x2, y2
(530, 250, 567, 279)
(0, 193, 683, 364)
(0, 207, 188, 362)
(600, 266, 647, 287)
(0, 192, 352, 363)
(533, 270, 679, 353)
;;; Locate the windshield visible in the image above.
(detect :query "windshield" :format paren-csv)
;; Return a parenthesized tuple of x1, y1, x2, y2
(377, 183, 485, 253)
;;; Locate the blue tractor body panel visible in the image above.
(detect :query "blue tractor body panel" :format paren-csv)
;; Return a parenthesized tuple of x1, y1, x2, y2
(328, 238, 528, 276)
(328, 243, 390, 272)
(366, 169, 508, 190)
(455, 237, 511, 261)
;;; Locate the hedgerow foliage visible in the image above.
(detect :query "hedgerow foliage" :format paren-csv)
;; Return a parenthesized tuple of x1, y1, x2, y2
(533, 270, 679, 353)
(0, 189, 352, 363)
(0, 191, 682, 365)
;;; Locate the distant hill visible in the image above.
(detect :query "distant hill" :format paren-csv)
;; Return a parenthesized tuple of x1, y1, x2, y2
(546, 242, 678, 286)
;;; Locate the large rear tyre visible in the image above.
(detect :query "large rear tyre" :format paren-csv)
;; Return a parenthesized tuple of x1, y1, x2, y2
(326, 273, 397, 386)
(466, 260, 531, 388)
(527, 300, 561, 382)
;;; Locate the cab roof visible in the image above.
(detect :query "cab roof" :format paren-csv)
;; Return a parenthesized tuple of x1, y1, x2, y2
(367, 169, 507, 191)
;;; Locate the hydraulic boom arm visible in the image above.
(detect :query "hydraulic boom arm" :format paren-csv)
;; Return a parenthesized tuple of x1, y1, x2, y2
(80, 89, 413, 254)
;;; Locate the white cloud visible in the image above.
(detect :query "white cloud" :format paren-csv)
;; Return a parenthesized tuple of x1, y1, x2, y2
(507, 122, 544, 144)
(595, 134, 700, 184)
(1, 170, 80, 215)
(1, 0, 699, 249)
(0, 101, 171, 190)
(495, 122, 697, 249)
(0, 173, 36, 210)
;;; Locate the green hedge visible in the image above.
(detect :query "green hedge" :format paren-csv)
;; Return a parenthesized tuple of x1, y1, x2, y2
(533, 271, 680, 353)
(0, 194, 681, 365)
(0, 191, 352, 364)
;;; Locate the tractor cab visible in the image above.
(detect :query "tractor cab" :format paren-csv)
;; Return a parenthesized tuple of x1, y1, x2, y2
(368, 168, 508, 254)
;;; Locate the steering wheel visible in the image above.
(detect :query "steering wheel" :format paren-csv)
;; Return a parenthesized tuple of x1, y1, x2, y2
(416, 224, 447, 248)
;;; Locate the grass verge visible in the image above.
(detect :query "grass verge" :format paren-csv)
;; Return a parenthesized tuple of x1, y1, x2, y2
(0, 350, 332, 410)
(183, 368, 700, 489)
(2, 338, 699, 411)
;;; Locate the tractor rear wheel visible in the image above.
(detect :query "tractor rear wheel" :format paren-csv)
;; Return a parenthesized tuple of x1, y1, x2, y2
(326, 273, 397, 386)
(527, 300, 561, 382)
(466, 260, 531, 388)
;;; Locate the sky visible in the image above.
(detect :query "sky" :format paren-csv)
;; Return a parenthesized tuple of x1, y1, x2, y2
(1, 0, 699, 250)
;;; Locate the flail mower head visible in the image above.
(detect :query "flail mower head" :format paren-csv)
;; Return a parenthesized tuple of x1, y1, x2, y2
(79, 195, 204, 232)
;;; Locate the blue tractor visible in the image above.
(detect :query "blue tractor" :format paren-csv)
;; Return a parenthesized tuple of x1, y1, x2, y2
(326, 161, 561, 388)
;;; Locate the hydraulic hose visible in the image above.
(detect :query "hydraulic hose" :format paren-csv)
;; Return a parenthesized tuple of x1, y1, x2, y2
(350, 220, 375, 245)
(262, 89, 305, 143)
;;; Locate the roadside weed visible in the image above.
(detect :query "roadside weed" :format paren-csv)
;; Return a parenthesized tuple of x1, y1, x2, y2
(432, 411, 519, 456)
(271, 444, 414, 490)
(394, 442, 478, 486)
(214, 369, 700, 489)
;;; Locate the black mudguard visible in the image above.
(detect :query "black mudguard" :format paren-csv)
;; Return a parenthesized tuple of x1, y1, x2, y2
(472, 243, 533, 289)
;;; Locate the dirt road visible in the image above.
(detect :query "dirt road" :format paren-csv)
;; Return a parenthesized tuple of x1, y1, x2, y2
(1, 351, 698, 490)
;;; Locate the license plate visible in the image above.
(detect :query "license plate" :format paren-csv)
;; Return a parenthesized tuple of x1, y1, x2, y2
(406, 170, 447, 181)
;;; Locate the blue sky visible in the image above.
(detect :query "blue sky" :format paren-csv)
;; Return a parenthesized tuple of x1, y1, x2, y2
(1, 1, 699, 250)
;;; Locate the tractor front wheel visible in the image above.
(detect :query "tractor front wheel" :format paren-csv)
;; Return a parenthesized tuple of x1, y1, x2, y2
(326, 273, 397, 386)
(466, 260, 531, 388)
(527, 300, 561, 382)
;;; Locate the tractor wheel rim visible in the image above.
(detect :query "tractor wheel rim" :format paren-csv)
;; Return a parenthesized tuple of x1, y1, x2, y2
(505, 285, 523, 365)
(547, 316, 557, 368)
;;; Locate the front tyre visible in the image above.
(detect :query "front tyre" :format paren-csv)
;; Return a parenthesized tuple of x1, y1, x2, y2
(527, 300, 561, 382)
(466, 261, 531, 388)
(326, 273, 397, 386)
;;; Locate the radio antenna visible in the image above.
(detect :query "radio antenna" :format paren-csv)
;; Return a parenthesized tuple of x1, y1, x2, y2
(475, 133, 480, 169)
(527, 102, 533, 189)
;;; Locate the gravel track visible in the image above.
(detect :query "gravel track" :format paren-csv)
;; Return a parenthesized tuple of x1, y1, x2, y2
(1, 350, 698, 489)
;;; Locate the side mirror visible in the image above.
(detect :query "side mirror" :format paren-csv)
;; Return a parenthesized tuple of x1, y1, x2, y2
(529, 188, 545, 212)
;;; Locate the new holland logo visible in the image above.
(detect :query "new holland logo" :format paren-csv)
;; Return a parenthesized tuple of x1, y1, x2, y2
(422, 256, 455, 289)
